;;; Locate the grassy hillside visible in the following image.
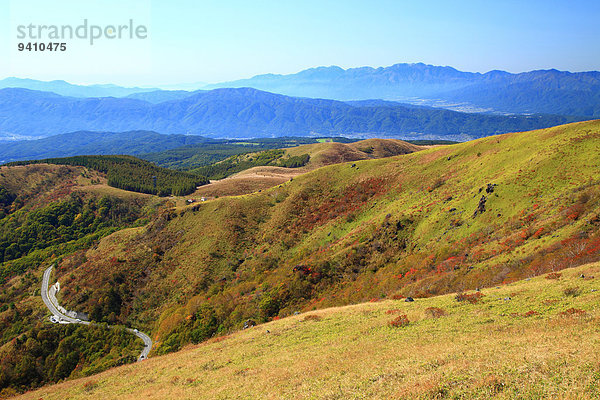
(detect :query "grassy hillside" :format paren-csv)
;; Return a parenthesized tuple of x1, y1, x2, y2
(0, 164, 157, 281)
(50, 120, 600, 356)
(142, 137, 358, 171)
(282, 138, 424, 168)
(7, 155, 208, 196)
(0, 120, 599, 397)
(0, 164, 90, 210)
(192, 139, 424, 179)
(16, 262, 600, 399)
(190, 139, 424, 198)
(192, 149, 311, 180)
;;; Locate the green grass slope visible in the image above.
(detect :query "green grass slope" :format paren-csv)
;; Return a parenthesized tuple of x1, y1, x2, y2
(52, 120, 600, 356)
(16, 262, 600, 399)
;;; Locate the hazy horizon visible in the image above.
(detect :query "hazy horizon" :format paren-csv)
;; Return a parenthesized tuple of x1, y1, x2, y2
(2, 61, 600, 90)
(1, 0, 599, 87)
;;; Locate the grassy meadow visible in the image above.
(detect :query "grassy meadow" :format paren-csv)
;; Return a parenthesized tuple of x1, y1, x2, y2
(17, 262, 600, 399)
(51, 120, 600, 356)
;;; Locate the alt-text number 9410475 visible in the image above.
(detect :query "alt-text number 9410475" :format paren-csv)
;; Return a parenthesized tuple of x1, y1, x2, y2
(17, 42, 67, 52)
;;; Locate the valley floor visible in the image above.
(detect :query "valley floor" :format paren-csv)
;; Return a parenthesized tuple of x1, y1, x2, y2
(17, 262, 600, 399)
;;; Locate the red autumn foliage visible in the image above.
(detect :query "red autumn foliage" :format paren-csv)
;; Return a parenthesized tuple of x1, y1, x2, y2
(295, 177, 389, 231)
(545, 272, 562, 280)
(559, 308, 586, 317)
(523, 310, 540, 317)
(404, 268, 418, 278)
(388, 314, 409, 328)
(455, 292, 484, 304)
(565, 203, 585, 221)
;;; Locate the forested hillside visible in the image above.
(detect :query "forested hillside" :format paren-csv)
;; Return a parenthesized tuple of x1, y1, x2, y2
(0, 164, 165, 396)
(0, 131, 209, 164)
(0, 324, 141, 397)
(8, 156, 208, 196)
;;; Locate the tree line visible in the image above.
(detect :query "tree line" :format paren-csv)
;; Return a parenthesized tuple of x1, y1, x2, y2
(7, 155, 209, 196)
(0, 323, 140, 396)
(193, 149, 310, 180)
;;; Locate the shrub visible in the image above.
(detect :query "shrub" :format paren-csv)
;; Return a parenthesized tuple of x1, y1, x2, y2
(83, 380, 98, 392)
(425, 307, 447, 318)
(563, 286, 580, 297)
(559, 308, 586, 317)
(545, 272, 562, 280)
(258, 293, 280, 318)
(427, 177, 445, 192)
(455, 292, 484, 304)
(523, 310, 540, 317)
(389, 314, 409, 328)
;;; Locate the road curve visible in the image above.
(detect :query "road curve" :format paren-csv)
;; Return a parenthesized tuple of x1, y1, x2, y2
(41, 265, 152, 361)
(128, 329, 152, 360)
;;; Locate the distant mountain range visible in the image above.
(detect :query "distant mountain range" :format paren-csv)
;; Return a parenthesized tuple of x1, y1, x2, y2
(205, 63, 600, 117)
(124, 90, 205, 103)
(4, 63, 600, 118)
(0, 131, 212, 163)
(0, 77, 161, 98)
(0, 87, 580, 141)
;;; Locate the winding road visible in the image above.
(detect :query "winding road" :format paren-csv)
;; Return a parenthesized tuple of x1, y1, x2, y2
(41, 265, 152, 361)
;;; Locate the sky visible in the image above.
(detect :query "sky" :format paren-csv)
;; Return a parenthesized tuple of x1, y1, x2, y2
(1, 0, 599, 87)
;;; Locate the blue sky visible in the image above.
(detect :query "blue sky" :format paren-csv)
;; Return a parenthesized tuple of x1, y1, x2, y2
(1, 0, 599, 86)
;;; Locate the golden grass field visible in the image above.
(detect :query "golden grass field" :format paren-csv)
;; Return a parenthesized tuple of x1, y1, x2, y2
(17, 262, 600, 399)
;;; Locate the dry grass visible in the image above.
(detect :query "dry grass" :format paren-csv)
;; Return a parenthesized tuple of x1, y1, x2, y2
(16, 262, 600, 400)
(0, 163, 108, 210)
(189, 139, 425, 199)
(76, 183, 153, 200)
(424, 307, 447, 318)
(191, 168, 306, 198)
